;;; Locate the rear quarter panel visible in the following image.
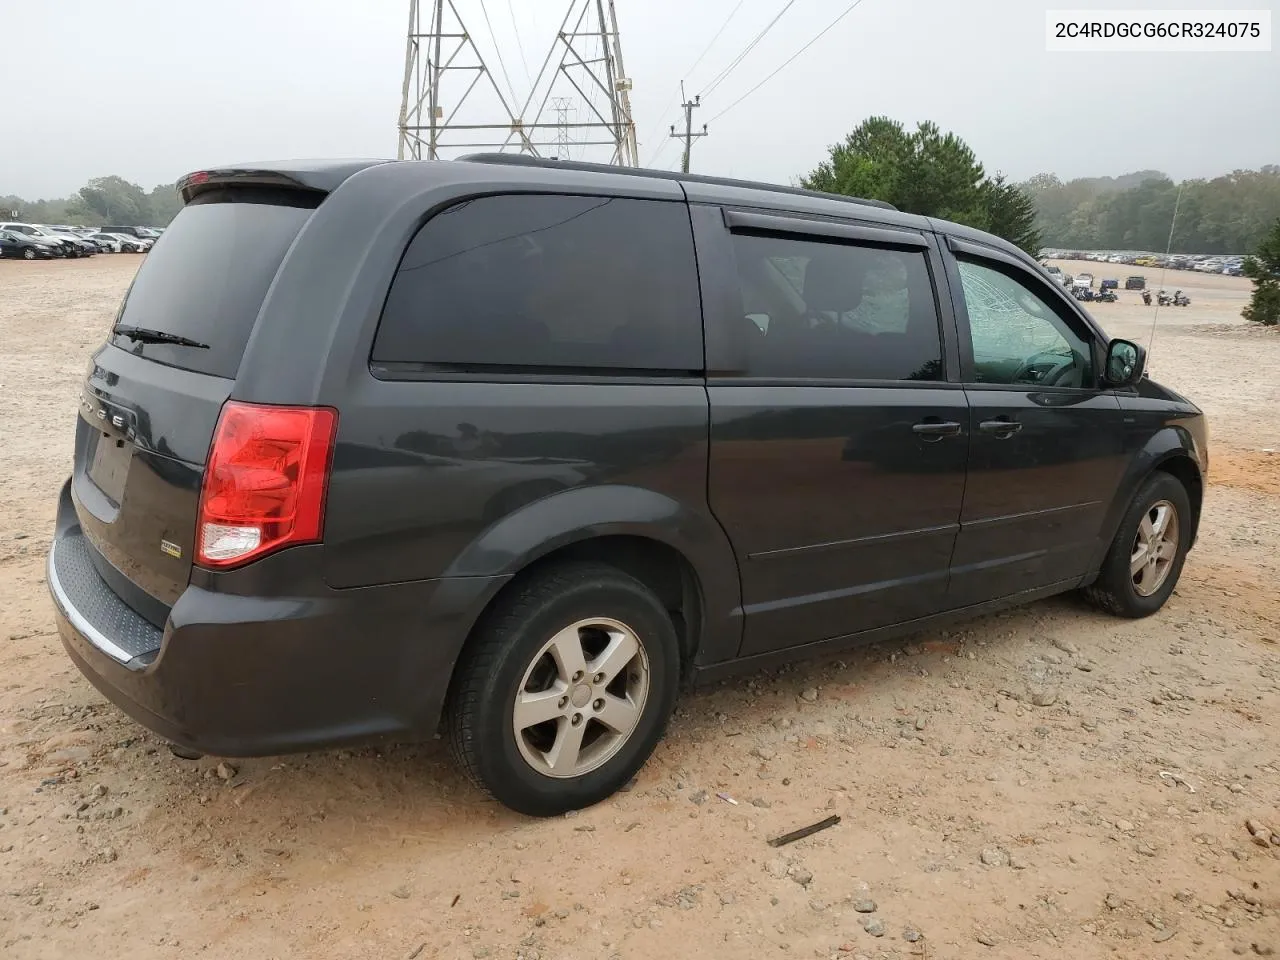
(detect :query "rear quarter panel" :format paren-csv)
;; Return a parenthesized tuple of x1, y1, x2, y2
(235, 162, 743, 667)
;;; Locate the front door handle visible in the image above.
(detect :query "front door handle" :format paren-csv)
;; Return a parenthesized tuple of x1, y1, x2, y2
(979, 417, 1023, 437)
(912, 420, 962, 442)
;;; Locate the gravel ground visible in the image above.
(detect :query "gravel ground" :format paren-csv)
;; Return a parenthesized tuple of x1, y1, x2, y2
(1, 255, 1278, 960)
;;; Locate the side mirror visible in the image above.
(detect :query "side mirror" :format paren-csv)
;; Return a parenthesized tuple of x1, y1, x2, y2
(1104, 338, 1146, 388)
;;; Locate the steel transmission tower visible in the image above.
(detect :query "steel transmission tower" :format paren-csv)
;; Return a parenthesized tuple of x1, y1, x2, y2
(551, 97, 573, 159)
(398, 0, 638, 165)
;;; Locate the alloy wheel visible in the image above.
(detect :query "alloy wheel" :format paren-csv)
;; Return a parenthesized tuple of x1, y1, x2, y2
(1130, 499, 1179, 597)
(512, 617, 650, 778)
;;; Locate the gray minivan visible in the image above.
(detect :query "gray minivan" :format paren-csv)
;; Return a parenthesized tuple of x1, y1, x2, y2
(49, 155, 1206, 815)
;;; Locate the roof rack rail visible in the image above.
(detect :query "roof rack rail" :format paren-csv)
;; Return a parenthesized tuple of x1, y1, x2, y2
(457, 153, 897, 212)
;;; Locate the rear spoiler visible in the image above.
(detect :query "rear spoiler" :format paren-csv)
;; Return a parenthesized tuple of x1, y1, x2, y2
(177, 160, 388, 204)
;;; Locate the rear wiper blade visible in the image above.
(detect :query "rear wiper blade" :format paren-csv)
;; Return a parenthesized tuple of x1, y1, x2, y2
(113, 325, 210, 349)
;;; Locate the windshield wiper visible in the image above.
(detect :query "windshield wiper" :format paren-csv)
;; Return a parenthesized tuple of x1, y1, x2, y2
(113, 325, 210, 349)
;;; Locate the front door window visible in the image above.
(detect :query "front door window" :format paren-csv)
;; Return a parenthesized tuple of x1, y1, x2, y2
(956, 259, 1094, 388)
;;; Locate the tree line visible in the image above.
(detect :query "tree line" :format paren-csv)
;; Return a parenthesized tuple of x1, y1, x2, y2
(1022, 167, 1280, 255)
(800, 117, 1280, 261)
(800, 119, 1278, 324)
(1, 175, 181, 228)
(800, 116, 1041, 255)
(6, 130, 1277, 261)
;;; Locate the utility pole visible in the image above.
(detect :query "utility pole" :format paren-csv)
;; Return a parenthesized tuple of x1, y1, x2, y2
(668, 84, 706, 173)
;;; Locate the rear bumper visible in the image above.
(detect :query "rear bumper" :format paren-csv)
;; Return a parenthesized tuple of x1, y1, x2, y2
(49, 480, 507, 756)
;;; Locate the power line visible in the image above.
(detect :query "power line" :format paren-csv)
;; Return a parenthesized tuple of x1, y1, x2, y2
(700, 0, 799, 99)
(642, 0, 749, 167)
(707, 0, 869, 124)
(651, 137, 678, 168)
(504, 0, 533, 88)
(686, 0, 748, 80)
(478, 0, 520, 107)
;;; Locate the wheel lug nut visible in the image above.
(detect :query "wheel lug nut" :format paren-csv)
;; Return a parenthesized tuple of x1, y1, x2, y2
(593, 698, 604, 711)
(571, 713, 583, 726)
(558, 696, 568, 709)
(593, 673, 605, 685)
(572, 670, 584, 682)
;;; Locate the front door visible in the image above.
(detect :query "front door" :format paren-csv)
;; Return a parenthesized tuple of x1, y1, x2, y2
(700, 209, 969, 657)
(945, 244, 1127, 606)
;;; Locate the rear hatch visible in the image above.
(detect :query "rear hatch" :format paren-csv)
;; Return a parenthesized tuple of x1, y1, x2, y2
(72, 184, 321, 623)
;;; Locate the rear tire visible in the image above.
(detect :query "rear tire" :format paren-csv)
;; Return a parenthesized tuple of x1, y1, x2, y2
(447, 562, 680, 816)
(1084, 472, 1191, 618)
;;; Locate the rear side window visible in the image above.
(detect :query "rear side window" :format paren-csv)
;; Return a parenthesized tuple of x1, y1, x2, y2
(108, 193, 314, 378)
(372, 194, 702, 373)
(729, 231, 943, 381)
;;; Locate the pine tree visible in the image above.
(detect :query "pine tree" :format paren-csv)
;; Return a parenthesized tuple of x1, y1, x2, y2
(1243, 218, 1280, 326)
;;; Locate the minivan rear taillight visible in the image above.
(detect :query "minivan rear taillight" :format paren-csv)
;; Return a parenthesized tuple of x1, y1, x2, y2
(196, 402, 338, 568)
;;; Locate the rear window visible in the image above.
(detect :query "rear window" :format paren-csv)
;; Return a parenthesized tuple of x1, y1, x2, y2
(372, 194, 702, 373)
(108, 192, 315, 378)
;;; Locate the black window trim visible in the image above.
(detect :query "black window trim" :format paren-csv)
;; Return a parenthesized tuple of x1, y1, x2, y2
(723, 209, 931, 250)
(369, 363, 704, 385)
(943, 236, 1107, 392)
(703, 207, 956, 386)
(369, 191, 706, 381)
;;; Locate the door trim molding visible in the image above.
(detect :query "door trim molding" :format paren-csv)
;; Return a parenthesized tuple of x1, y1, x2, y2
(963, 500, 1103, 529)
(747, 521, 959, 559)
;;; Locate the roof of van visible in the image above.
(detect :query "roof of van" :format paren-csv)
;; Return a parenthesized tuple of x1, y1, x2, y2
(176, 155, 1033, 267)
(459, 152, 898, 212)
(176, 155, 896, 213)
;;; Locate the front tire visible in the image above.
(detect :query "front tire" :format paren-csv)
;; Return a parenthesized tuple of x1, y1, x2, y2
(448, 562, 680, 816)
(23, 248, 35, 260)
(1085, 472, 1191, 618)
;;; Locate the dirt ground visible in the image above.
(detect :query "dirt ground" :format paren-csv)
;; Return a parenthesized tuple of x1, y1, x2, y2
(1, 255, 1279, 960)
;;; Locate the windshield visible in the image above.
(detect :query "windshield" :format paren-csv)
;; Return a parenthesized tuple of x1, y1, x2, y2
(108, 193, 316, 378)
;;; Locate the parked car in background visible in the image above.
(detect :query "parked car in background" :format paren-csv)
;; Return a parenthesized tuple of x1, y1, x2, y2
(47, 154, 1207, 816)
(1075, 273, 1094, 288)
(0, 228, 61, 259)
(101, 225, 159, 242)
(103, 233, 148, 253)
(42, 227, 99, 257)
(1043, 264, 1067, 285)
(0, 222, 79, 257)
(1100, 278, 1119, 290)
(61, 228, 109, 251)
(88, 233, 124, 253)
(1125, 276, 1146, 290)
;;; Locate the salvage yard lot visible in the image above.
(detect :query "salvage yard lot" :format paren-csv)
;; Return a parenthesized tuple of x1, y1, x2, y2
(1, 255, 1278, 960)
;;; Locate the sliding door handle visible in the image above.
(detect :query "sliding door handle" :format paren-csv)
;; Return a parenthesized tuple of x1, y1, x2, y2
(979, 418, 1023, 437)
(912, 420, 962, 442)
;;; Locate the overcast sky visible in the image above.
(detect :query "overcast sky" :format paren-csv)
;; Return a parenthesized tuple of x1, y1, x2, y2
(3, 0, 1277, 198)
